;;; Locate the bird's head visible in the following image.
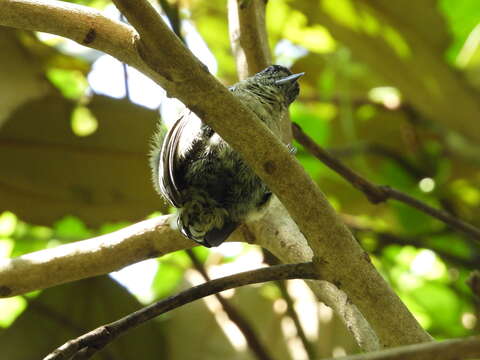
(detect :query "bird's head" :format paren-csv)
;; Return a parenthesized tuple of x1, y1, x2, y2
(253, 65, 304, 105)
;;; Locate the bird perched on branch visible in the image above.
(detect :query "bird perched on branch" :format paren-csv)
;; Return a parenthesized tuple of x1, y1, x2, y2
(150, 65, 303, 247)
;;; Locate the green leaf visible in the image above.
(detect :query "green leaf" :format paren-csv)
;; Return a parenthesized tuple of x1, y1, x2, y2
(0, 94, 167, 226)
(47, 69, 88, 100)
(410, 283, 462, 335)
(53, 215, 92, 240)
(439, 0, 480, 62)
(152, 262, 185, 300)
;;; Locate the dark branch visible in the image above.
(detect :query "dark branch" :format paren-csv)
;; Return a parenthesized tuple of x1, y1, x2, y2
(44, 262, 317, 360)
(292, 123, 480, 242)
(468, 271, 480, 298)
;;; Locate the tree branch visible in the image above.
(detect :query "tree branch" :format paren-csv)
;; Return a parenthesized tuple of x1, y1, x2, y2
(227, 0, 379, 350)
(0, 215, 192, 297)
(292, 123, 480, 242)
(228, 0, 270, 80)
(43, 262, 317, 360)
(1, 0, 431, 347)
(322, 336, 480, 360)
(248, 198, 380, 351)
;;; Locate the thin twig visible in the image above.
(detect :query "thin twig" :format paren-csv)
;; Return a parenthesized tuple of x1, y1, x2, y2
(228, 0, 270, 79)
(227, 0, 296, 141)
(43, 262, 317, 360)
(186, 250, 275, 360)
(468, 271, 480, 298)
(292, 122, 480, 242)
(322, 336, 480, 360)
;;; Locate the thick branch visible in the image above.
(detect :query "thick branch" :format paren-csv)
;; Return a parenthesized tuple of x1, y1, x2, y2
(226, 0, 391, 349)
(0, 215, 192, 297)
(292, 123, 480, 242)
(248, 198, 380, 351)
(323, 336, 480, 360)
(44, 262, 317, 360)
(0, 0, 431, 347)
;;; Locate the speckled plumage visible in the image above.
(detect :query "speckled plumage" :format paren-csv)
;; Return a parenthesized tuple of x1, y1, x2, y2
(150, 65, 303, 247)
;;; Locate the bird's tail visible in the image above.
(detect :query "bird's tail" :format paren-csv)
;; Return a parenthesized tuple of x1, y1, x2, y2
(178, 190, 238, 247)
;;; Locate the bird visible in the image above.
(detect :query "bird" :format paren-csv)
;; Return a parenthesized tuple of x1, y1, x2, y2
(150, 65, 303, 247)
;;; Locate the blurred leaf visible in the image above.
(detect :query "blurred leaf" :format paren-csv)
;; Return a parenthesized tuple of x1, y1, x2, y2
(190, 0, 236, 80)
(98, 221, 132, 234)
(0, 212, 17, 237)
(377, 161, 417, 191)
(0, 297, 27, 328)
(0, 94, 167, 226)
(46, 69, 89, 100)
(0, 276, 166, 360)
(53, 216, 92, 240)
(410, 283, 462, 335)
(71, 104, 98, 136)
(392, 202, 441, 236)
(428, 233, 476, 260)
(10, 222, 54, 257)
(191, 246, 210, 263)
(267, 2, 336, 54)
(0, 29, 52, 127)
(291, 103, 331, 146)
(152, 262, 185, 299)
(439, 0, 480, 62)
(63, 0, 110, 8)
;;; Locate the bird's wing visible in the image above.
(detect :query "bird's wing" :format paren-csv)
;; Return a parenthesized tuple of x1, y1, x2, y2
(159, 113, 190, 207)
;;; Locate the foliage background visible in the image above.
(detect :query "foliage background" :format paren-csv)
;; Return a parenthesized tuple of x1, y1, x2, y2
(0, 0, 479, 359)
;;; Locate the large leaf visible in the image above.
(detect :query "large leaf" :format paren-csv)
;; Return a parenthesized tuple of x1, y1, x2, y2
(0, 29, 53, 127)
(0, 94, 167, 226)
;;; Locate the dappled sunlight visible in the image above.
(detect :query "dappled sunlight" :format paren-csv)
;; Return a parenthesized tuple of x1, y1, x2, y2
(110, 258, 158, 303)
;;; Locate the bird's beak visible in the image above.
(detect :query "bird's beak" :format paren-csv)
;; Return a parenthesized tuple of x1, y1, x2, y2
(275, 72, 305, 85)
